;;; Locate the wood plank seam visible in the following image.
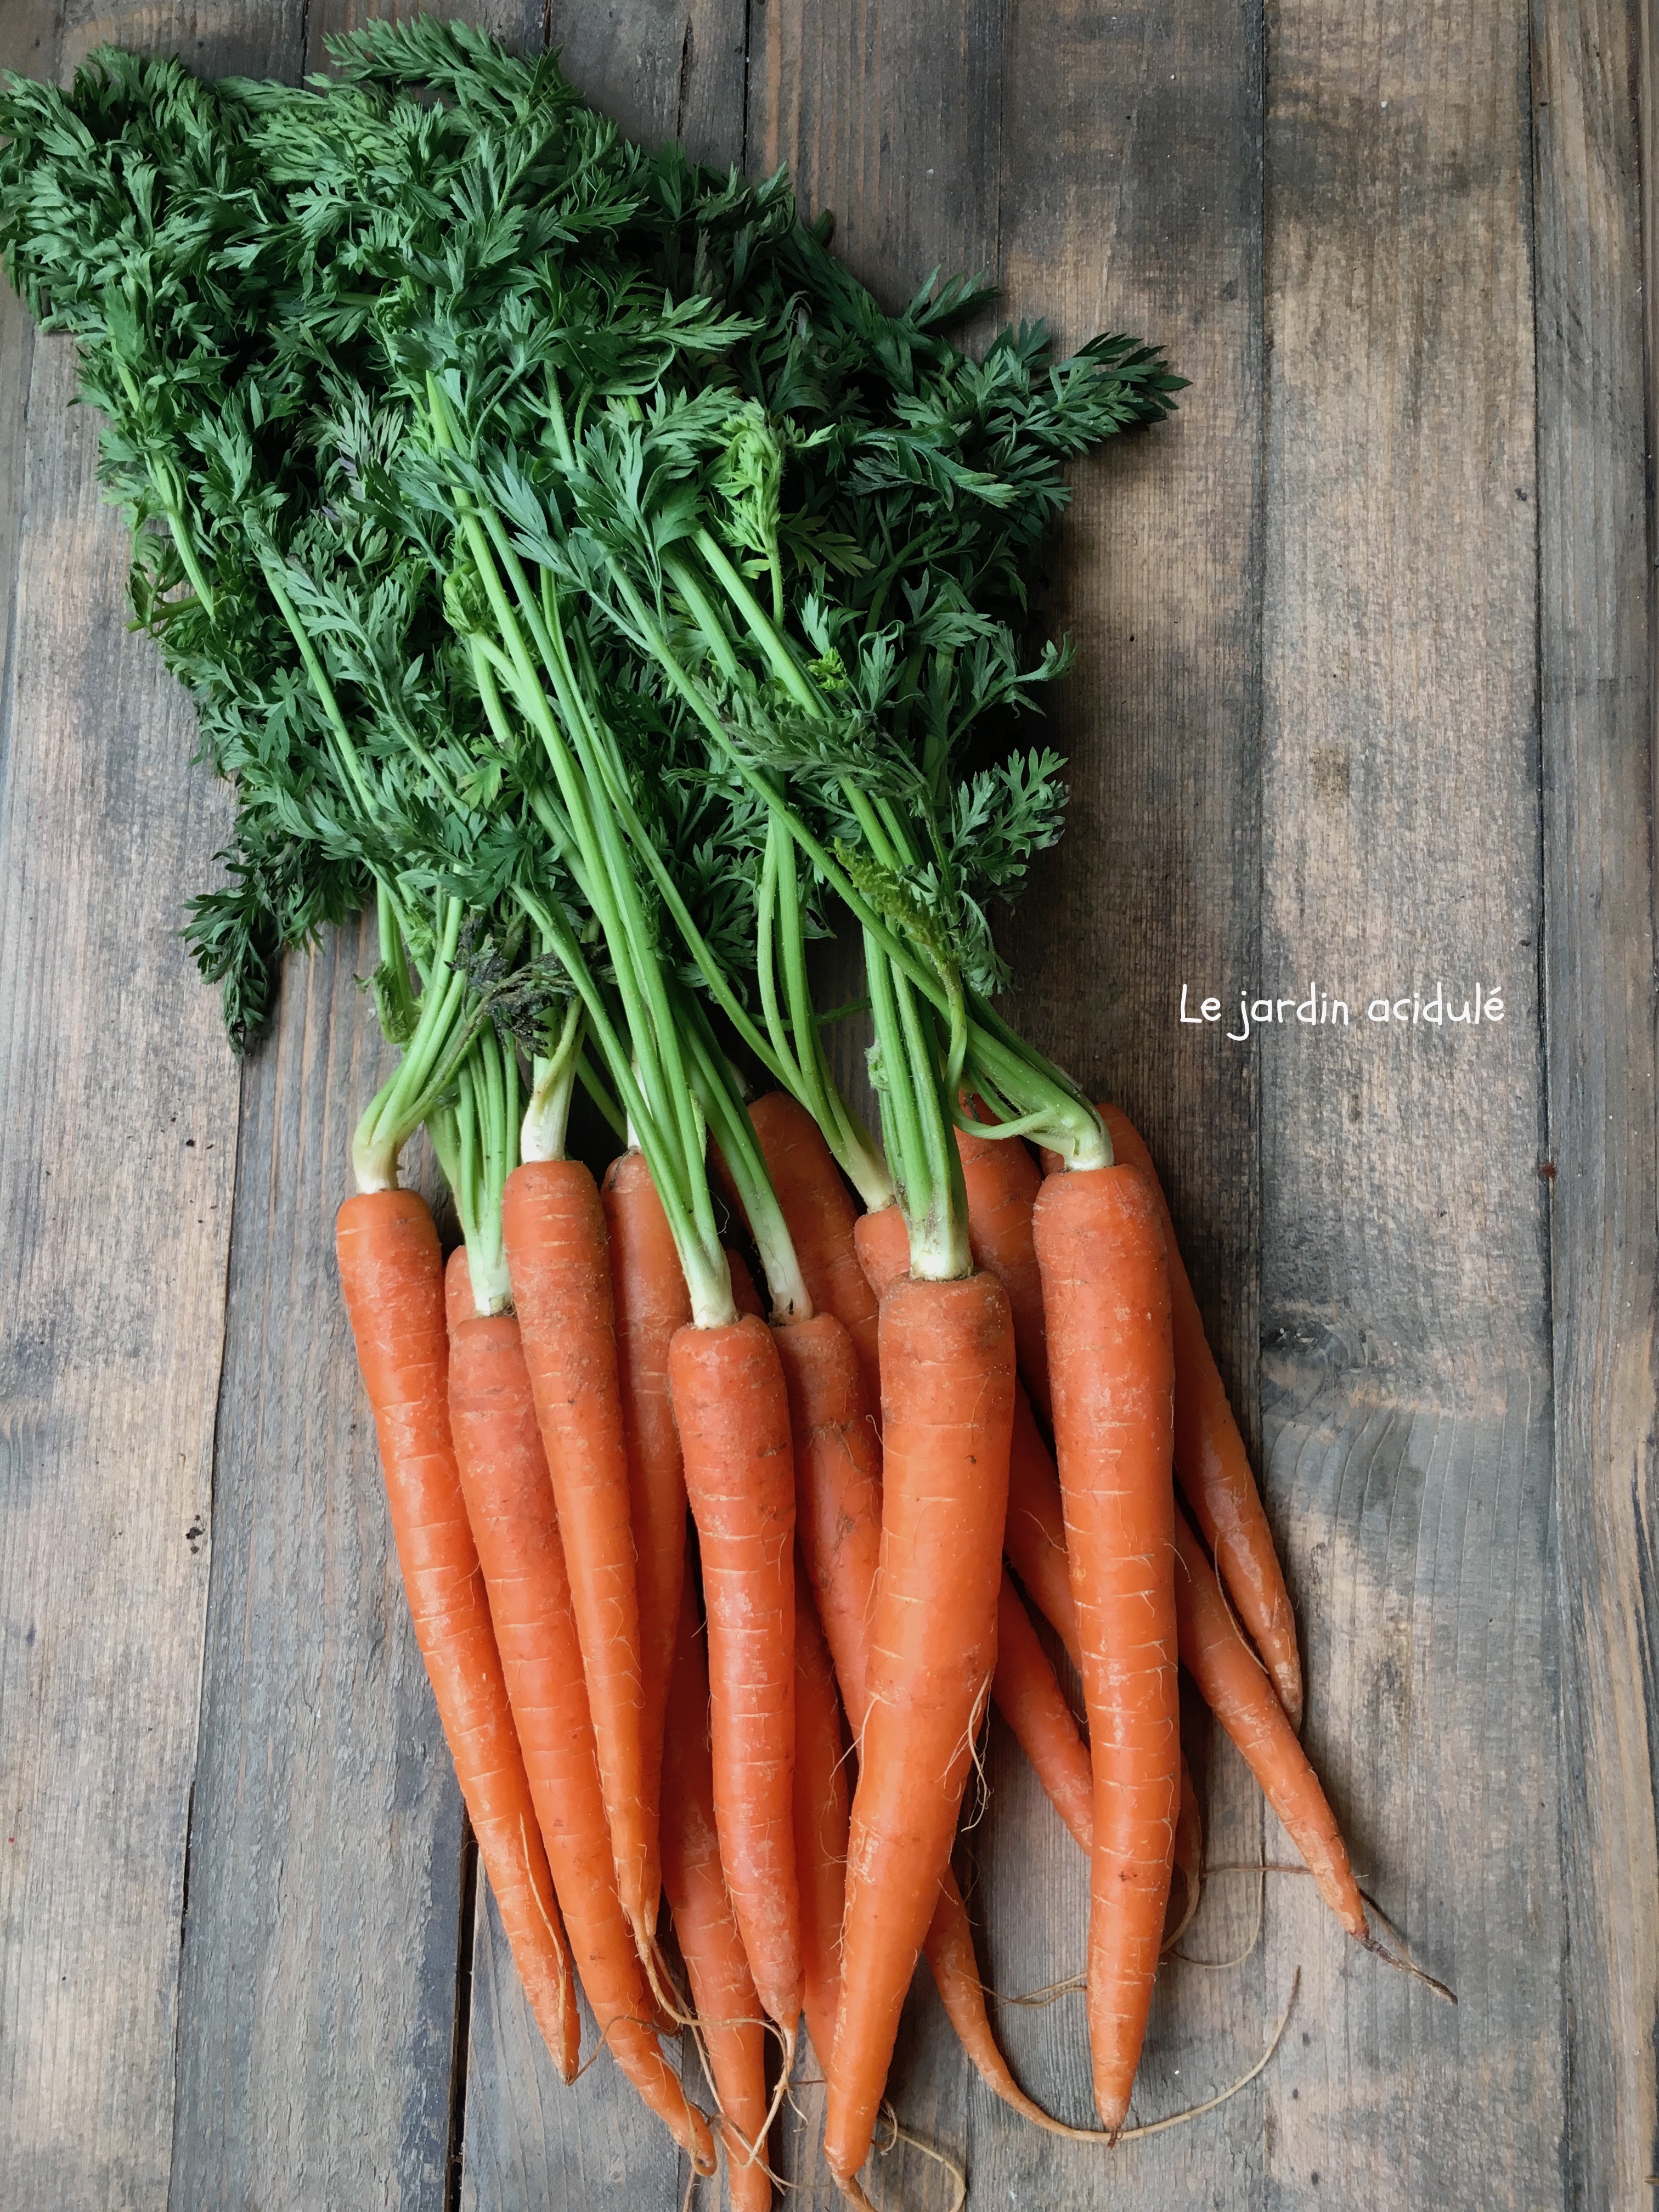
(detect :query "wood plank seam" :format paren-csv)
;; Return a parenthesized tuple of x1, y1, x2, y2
(162, 1069, 245, 2176)
(444, 1818, 481, 2212)
(1533, 0, 1659, 2203)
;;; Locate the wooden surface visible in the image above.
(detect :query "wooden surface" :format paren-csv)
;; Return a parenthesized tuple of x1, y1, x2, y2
(0, 3, 1652, 2208)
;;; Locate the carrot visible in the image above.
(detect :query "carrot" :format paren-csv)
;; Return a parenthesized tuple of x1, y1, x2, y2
(1172, 1504, 1365, 1937)
(1165, 1752, 1204, 1953)
(600, 1148, 691, 1928)
(1003, 1390, 1082, 1667)
(661, 1573, 774, 2212)
(923, 1866, 1092, 2138)
(851, 1206, 1090, 1861)
(335, 1191, 579, 2081)
(668, 1314, 802, 2036)
(825, 1269, 1015, 2203)
(442, 1252, 714, 2170)
(773, 1312, 883, 1729)
(992, 1575, 1092, 1853)
(1031, 1163, 1178, 2132)
(738, 1092, 884, 1415)
(1101, 1106, 1304, 1728)
(501, 1160, 651, 1952)
(996, 1555, 1206, 1952)
(956, 1118, 1051, 1423)
(793, 1565, 853, 2073)
(850, 1200, 909, 1310)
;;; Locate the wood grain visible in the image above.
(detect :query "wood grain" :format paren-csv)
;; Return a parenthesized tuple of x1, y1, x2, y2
(59, 0, 302, 77)
(166, 922, 468, 2212)
(1533, 1, 1659, 2203)
(748, 0, 1003, 304)
(458, 1884, 687, 2212)
(0, 331, 242, 2207)
(545, 0, 747, 170)
(1259, 3, 1565, 2205)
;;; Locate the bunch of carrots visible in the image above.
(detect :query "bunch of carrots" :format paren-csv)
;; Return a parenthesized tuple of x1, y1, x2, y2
(1, 21, 1438, 2206)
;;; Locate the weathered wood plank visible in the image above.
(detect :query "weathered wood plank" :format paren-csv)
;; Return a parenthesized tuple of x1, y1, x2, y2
(1533, 2, 1659, 2204)
(1258, 4, 1564, 2205)
(59, 1, 301, 77)
(545, 0, 747, 170)
(976, 0, 1274, 2199)
(459, 1886, 687, 2212)
(167, 922, 468, 2212)
(0, 340, 242, 2205)
(749, 0, 1003, 306)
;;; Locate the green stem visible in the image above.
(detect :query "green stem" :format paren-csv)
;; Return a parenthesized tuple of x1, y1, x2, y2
(680, 996, 810, 1323)
(449, 1025, 518, 1317)
(755, 815, 805, 1097)
(522, 995, 585, 1163)
(774, 825, 892, 1211)
(259, 557, 379, 828)
(352, 898, 473, 1191)
(516, 887, 735, 1328)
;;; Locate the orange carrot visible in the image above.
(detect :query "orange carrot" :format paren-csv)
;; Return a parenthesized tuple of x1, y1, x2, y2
(825, 1270, 1015, 2203)
(1165, 1752, 1204, 1952)
(1173, 1505, 1365, 1936)
(501, 1160, 650, 1950)
(1032, 1163, 1178, 2132)
(923, 1867, 1092, 2138)
(773, 1312, 883, 1728)
(992, 1575, 1092, 1853)
(442, 1252, 714, 2170)
(1101, 1106, 1303, 1728)
(668, 1315, 801, 2035)
(793, 1567, 853, 2073)
(1003, 1391, 1082, 1667)
(335, 1192, 579, 2081)
(662, 1575, 774, 2212)
(956, 1118, 1051, 1423)
(852, 1207, 1090, 1861)
(850, 1201, 909, 1310)
(739, 1093, 884, 1415)
(600, 1148, 692, 1923)
(820, 1190, 1088, 2132)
